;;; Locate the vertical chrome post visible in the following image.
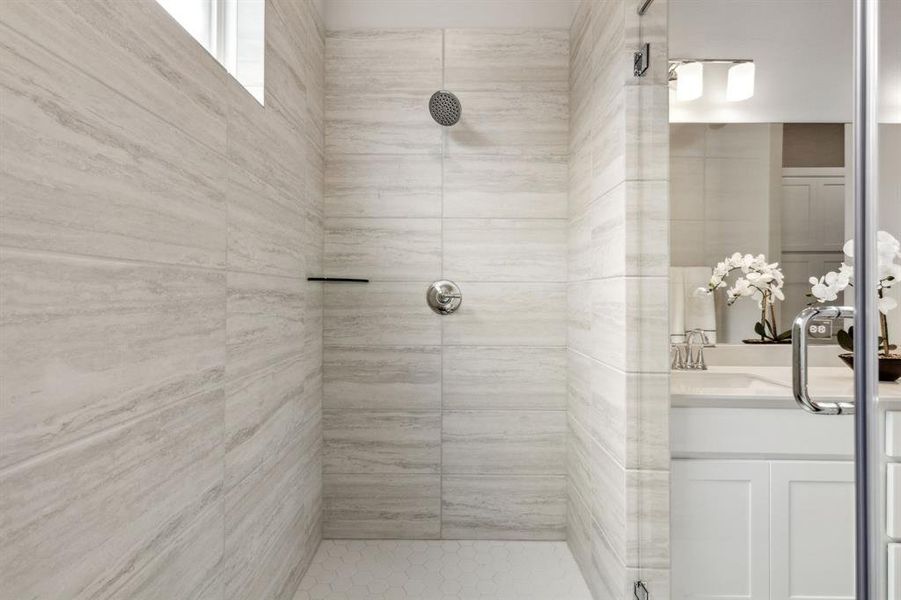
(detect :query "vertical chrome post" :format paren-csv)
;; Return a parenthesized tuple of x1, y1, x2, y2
(852, 0, 881, 598)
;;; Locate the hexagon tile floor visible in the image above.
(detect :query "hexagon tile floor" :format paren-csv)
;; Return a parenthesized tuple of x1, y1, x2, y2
(293, 540, 593, 600)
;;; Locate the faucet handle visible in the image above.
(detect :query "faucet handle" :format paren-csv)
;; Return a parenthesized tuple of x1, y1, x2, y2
(670, 342, 686, 369)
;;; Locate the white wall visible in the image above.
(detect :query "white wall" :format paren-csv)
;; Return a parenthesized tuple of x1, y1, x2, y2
(669, 0, 853, 123)
(323, 0, 579, 29)
(881, 124, 901, 348)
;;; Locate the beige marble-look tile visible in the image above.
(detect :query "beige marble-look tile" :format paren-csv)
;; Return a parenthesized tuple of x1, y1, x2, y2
(625, 84, 669, 183)
(442, 410, 566, 475)
(441, 475, 566, 540)
(443, 219, 567, 282)
(227, 165, 307, 278)
(566, 349, 593, 427)
(323, 473, 441, 539)
(323, 346, 441, 411)
(442, 346, 566, 410)
(324, 154, 442, 218)
(225, 355, 321, 495)
(590, 181, 669, 279)
(0, 27, 227, 268)
(568, 136, 593, 219)
(227, 88, 310, 210)
(323, 410, 440, 474)
(324, 218, 441, 281)
(567, 486, 600, 596)
(0, 388, 225, 600)
(590, 87, 627, 201)
(567, 416, 593, 512)
(567, 280, 593, 357)
(704, 123, 774, 159)
(324, 282, 441, 346)
(444, 29, 569, 92)
(224, 440, 321, 600)
(0, 250, 225, 469)
(443, 154, 568, 218)
(226, 272, 307, 382)
(589, 277, 669, 372)
(265, 2, 324, 154)
(590, 440, 670, 570)
(1, 0, 228, 148)
(325, 92, 443, 156)
(326, 29, 442, 93)
(568, 207, 592, 283)
(445, 91, 568, 157)
(592, 363, 670, 471)
(443, 282, 566, 346)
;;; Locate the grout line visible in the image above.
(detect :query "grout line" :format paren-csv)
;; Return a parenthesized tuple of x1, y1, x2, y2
(439, 27, 447, 540)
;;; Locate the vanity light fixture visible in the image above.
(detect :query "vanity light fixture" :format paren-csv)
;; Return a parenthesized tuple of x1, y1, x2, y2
(726, 61, 756, 101)
(669, 58, 755, 102)
(673, 62, 704, 101)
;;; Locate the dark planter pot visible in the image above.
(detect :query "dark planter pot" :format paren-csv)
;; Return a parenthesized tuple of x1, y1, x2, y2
(741, 338, 792, 345)
(838, 353, 901, 382)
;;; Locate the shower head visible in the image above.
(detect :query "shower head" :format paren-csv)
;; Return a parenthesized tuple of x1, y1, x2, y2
(429, 90, 462, 126)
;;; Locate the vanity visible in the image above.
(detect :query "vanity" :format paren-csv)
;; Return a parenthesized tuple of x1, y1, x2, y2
(670, 347, 901, 600)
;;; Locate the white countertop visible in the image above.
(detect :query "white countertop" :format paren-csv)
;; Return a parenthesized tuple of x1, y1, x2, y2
(672, 366, 901, 409)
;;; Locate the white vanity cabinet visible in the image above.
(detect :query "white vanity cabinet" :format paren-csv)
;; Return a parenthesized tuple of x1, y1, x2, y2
(672, 459, 855, 600)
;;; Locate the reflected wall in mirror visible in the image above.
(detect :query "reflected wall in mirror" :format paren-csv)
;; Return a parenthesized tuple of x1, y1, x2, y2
(670, 122, 850, 343)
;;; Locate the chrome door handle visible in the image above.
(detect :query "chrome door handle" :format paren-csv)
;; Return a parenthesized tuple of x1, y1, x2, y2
(792, 306, 856, 415)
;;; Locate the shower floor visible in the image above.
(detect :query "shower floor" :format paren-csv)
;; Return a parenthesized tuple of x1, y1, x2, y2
(293, 539, 592, 600)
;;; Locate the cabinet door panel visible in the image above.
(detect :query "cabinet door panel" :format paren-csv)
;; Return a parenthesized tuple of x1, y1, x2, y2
(672, 460, 770, 600)
(770, 461, 855, 600)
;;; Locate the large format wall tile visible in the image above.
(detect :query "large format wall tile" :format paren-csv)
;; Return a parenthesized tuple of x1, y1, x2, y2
(324, 154, 442, 218)
(0, 389, 225, 600)
(326, 29, 443, 93)
(324, 346, 442, 411)
(324, 410, 441, 474)
(226, 272, 306, 382)
(443, 155, 567, 219)
(224, 444, 321, 600)
(443, 219, 567, 282)
(323, 26, 571, 543)
(0, 250, 225, 469)
(442, 475, 566, 540)
(1, 0, 325, 596)
(443, 282, 566, 346)
(325, 218, 442, 281)
(444, 29, 569, 92)
(324, 282, 441, 346)
(323, 473, 441, 539)
(225, 356, 321, 494)
(326, 92, 443, 155)
(0, 28, 228, 268)
(442, 346, 566, 410)
(0, 0, 229, 148)
(443, 410, 566, 475)
(445, 91, 568, 157)
(227, 165, 307, 278)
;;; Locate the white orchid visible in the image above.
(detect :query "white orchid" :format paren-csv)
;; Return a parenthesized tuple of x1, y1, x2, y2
(699, 252, 788, 342)
(809, 230, 900, 357)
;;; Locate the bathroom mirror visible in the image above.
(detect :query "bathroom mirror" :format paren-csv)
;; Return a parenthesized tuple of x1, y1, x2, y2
(669, 121, 851, 343)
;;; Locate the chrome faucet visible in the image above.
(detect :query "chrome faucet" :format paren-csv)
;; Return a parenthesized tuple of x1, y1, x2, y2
(684, 329, 709, 370)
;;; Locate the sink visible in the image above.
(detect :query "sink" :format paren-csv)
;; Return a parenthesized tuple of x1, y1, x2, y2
(671, 370, 791, 398)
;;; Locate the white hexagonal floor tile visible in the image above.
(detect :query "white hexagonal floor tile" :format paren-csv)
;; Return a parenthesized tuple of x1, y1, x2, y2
(295, 541, 592, 600)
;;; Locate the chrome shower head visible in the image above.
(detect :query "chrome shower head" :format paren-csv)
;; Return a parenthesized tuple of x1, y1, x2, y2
(429, 90, 462, 126)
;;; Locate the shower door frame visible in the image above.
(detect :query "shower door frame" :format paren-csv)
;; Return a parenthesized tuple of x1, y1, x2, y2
(852, 0, 883, 598)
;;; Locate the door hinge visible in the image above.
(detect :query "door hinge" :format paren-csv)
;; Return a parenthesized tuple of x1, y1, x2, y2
(633, 43, 650, 77)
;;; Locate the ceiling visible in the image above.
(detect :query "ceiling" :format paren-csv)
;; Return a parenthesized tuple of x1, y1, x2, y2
(320, 0, 580, 30)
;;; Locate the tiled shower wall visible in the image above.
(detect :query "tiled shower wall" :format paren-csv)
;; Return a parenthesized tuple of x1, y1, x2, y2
(0, 1, 324, 598)
(566, 0, 671, 598)
(322, 29, 570, 539)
